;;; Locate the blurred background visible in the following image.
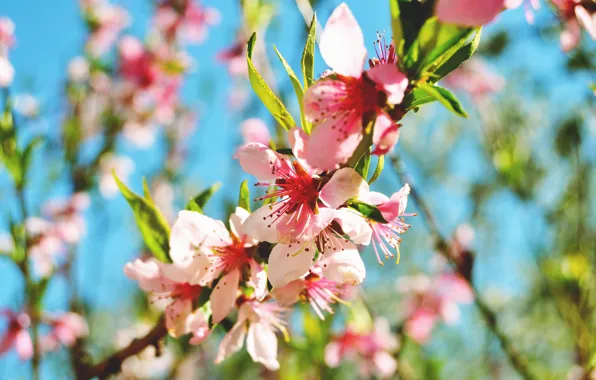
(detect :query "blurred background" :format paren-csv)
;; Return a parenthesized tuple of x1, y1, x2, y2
(0, 0, 595, 378)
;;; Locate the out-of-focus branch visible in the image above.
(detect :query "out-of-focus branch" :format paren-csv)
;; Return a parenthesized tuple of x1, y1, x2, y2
(77, 317, 167, 380)
(389, 154, 538, 380)
(295, 0, 322, 44)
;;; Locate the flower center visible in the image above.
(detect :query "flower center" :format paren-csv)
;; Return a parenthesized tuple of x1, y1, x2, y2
(172, 282, 202, 301)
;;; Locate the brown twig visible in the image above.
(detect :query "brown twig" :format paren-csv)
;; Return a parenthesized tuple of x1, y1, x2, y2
(389, 154, 538, 380)
(77, 317, 167, 380)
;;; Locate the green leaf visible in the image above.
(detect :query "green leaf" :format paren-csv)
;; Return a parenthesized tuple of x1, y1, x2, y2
(433, 28, 482, 80)
(20, 137, 43, 184)
(238, 180, 251, 212)
(0, 105, 21, 185)
(417, 83, 468, 117)
(389, 0, 404, 56)
(142, 178, 153, 202)
(368, 155, 384, 185)
(276, 148, 294, 156)
(63, 117, 82, 163)
(115, 175, 172, 263)
(354, 150, 371, 180)
(247, 33, 295, 130)
(403, 87, 437, 110)
(186, 182, 222, 214)
(301, 14, 316, 88)
(346, 200, 388, 223)
(418, 21, 472, 74)
(273, 46, 307, 132)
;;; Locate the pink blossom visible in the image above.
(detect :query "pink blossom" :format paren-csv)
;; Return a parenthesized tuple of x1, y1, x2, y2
(99, 154, 134, 198)
(237, 129, 368, 246)
(42, 192, 89, 245)
(124, 258, 204, 338)
(14, 94, 40, 118)
(397, 273, 474, 344)
(443, 58, 505, 101)
(325, 318, 399, 378)
(81, 0, 129, 56)
(41, 312, 88, 353)
(68, 56, 90, 82)
(215, 300, 288, 371)
(505, 0, 541, 23)
(217, 40, 248, 77)
(0, 310, 33, 360)
(186, 309, 210, 345)
(154, 1, 220, 44)
(436, 0, 505, 26)
(0, 57, 14, 88)
(303, 3, 408, 170)
(0, 17, 15, 55)
(26, 217, 64, 277)
(118, 36, 159, 89)
(241, 118, 271, 146)
(358, 184, 414, 265)
(552, 0, 596, 51)
(168, 207, 267, 323)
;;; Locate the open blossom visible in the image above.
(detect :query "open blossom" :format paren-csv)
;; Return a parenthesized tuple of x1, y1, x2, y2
(552, 0, 596, 51)
(40, 312, 88, 353)
(325, 318, 399, 379)
(436, 0, 505, 26)
(99, 154, 134, 198)
(124, 258, 205, 338)
(215, 300, 288, 371)
(272, 250, 366, 319)
(443, 58, 505, 101)
(0, 310, 32, 360)
(154, 0, 220, 44)
(169, 207, 267, 323)
(397, 273, 474, 344)
(303, 3, 408, 171)
(358, 183, 414, 265)
(237, 128, 367, 246)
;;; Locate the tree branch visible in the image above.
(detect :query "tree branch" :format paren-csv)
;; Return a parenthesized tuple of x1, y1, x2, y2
(77, 317, 167, 380)
(389, 154, 538, 380)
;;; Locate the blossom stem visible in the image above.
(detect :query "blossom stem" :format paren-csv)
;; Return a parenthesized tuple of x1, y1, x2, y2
(78, 316, 167, 379)
(389, 154, 537, 380)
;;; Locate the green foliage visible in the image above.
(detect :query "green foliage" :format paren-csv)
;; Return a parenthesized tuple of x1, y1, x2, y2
(186, 182, 222, 213)
(478, 30, 509, 57)
(368, 155, 384, 185)
(555, 115, 583, 157)
(273, 46, 307, 130)
(246, 33, 295, 130)
(346, 200, 388, 224)
(301, 14, 317, 89)
(115, 175, 172, 263)
(354, 149, 371, 180)
(63, 117, 82, 163)
(433, 28, 482, 80)
(417, 83, 468, 117)
(238, 180, 251, 212)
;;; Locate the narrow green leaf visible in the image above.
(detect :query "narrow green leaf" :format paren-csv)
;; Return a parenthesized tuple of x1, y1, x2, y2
(418, 21, 472, 74)
(115, 175, 172, 263)
(354, 150, 371, 180)
(247, 33, 295, 130)
(417, 83, 468, 118)
(238, 180, 251, 212)
(433, 28, 482, 80)
(186, 182, 222, 214)
(389, 0, 404, 56)
(368, 155, 384, 185)
(403, 87, 437, 110)
(20, 137, 43, 184)
(273, 45, 307, 131)
(142, 178, 153, 202)
(301, 14, 317, 88)
(346, 200, 388, 224)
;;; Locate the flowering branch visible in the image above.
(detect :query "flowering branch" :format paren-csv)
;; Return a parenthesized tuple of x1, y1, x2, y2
(389, 154, 537, 380)
(77, 317, 167, 380)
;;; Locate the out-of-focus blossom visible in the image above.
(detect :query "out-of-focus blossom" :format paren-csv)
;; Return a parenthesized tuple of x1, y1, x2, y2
(124, 258, 205, 338)
(114, 323, 175, 379)
(237, 128, 368, 246)
(0, 310, 33, 360)
(0, 17, 15, 88)
(0, 56, 14, 87)
(552, 0, 596, 51)
(13, 94, 40, 118)
(26, 217, 64, 277)
(325, 318, 399, 378)
(505, 0, 540, 23)
(81, 0, 129, 56)
(152, 177, 176, 222)
(0, 233, 14, 254)
(154, 0, 220, 44)
(122, 121, 157, 148)
(397, 273, 474, 344)
(42, 192, 89, 245)
(99, 154, 134, 198)
(303, 3, 408, 170)
(169, 207, 267, 323)
(443, 59, 505, 101)
(217, 40, 247, 77)
(215, 300, 288, 371)
(68, 56, 90, 82)
(40, 312, 88, 353)
(241, 118, 270, 146)
(436, 0, 505, 26)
